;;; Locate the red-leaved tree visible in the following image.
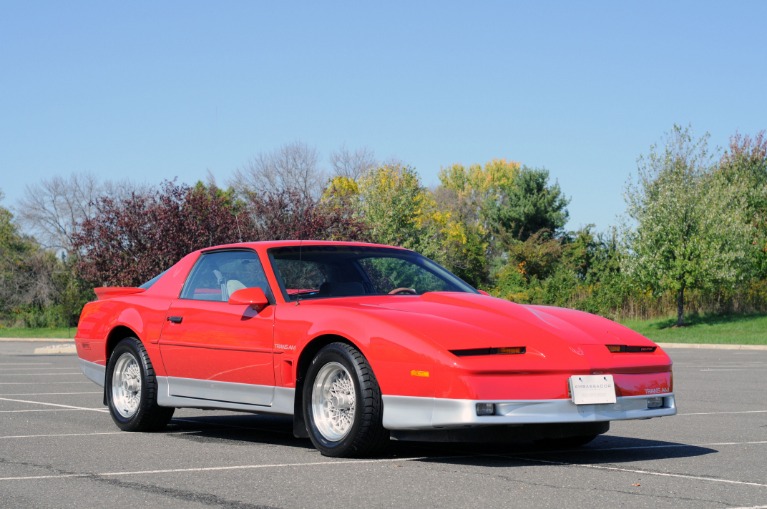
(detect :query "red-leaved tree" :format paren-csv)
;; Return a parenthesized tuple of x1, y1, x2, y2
(73, 181, 253, 287)
(73, 182, 370, 287)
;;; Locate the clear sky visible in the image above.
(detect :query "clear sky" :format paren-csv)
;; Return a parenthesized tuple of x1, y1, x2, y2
(1, 1, 765, 232)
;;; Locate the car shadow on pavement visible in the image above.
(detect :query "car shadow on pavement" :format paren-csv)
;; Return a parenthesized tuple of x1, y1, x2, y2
(162, 413, 715, 465)
(401, 435, 717, 467)
(165, 413, 315, 451)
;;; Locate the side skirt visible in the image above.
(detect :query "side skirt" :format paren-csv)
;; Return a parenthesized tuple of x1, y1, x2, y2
(156, 377, 295, 415)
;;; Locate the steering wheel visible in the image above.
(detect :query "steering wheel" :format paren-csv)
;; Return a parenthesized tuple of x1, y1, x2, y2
(388, 287, 417, 295)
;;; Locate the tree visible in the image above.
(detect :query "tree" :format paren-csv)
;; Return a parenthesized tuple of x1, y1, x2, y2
(353, 164, 433, 252)
(231, 141, 326, 201)
(0, 191, 69, 326)
(15, 173, 102, 252)
(433, 159, 569, 287)
(486, 166, 570, 244)
(329, 145, 377, 180)
(246, 188, 370, 242)
(624, 125, 753, 326)
(73, 181, 254, 287)
(15, 173, 143, 253)
(718, 131, 767, 278)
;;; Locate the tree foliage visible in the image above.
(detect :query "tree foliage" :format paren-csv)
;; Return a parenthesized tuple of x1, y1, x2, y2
(246, 188, 370, 242)
(8, 130, 767, 329)
(624, 125, 753, 325)
(718, 131, 767, 278)
(352, 164, 432, 252)
(73, 181, 252, 287)
(1, 191, 74, 326)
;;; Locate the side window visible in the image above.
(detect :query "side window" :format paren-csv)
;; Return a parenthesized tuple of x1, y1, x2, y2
(272, 259, 328, 298)
(181, 250, 271, 302)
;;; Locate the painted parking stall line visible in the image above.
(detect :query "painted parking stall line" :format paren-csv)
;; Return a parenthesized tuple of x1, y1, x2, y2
(514, 455, 767, 488)
(0, 456, 438, 482)
(0, 373, 83, 376)
(678, 410, 767, 416)
(0, 397, 108, 412)
(0, 392, 101, 396)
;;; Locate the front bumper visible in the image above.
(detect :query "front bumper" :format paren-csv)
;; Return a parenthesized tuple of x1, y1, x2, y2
(382, 393, 676, 430)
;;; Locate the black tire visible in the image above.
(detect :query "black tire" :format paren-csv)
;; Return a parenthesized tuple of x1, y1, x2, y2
(303, 342, 388, 457)
(105, 337, 174, 431)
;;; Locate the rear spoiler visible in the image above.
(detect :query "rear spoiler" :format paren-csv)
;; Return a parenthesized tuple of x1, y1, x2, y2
(93, 287, 146, 300)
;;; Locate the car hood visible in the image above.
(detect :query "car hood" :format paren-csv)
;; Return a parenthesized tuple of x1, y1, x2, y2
(313, 291, 657, 353)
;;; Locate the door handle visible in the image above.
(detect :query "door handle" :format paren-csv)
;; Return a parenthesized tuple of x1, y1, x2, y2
(167, 316, 183, 324)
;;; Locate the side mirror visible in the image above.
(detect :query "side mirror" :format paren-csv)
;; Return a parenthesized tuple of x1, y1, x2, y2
(477, 289, 490, 296)
(228, 287, 270, 310)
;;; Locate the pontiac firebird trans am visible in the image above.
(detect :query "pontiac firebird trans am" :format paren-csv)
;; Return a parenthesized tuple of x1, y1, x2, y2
(75, 241, 676, 457)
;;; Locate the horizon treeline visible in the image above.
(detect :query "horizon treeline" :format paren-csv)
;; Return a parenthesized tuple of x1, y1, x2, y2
(1, 126, 765, 328)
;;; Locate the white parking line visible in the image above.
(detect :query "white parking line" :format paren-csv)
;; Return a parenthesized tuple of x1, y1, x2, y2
(0, 373, 82, 376)
(679, 410, 767, 416)
(0, 363, 51, 366)
(0, 367, 83, 371)
(0, 431, 767, 488)
(515, 456, 767, 488)
(0, 397, 108, 412)
(0, 432, 124, 439)
(0, 409, 100, 414)
(0, 382, 93, 385)
(0, 456, 434, 481)
(584, 440, 767, 453)
(0, 392, 101, 396)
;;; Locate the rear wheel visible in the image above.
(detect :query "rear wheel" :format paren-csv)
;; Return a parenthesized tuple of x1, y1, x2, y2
(105, 337, 174, 431)
(303, 343, 388, 457)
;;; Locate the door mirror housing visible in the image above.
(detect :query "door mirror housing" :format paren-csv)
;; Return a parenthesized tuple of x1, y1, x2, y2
(228, 287, 270, 310)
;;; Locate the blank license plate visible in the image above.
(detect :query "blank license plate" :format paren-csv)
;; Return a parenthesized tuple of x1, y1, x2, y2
(569, 375, 617, 405)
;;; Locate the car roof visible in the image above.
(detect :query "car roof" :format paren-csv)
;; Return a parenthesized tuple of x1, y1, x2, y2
(200, 240, 407, 253)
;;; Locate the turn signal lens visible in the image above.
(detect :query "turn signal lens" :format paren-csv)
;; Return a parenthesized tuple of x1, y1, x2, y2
(496, 347, 525, 355)
(606, 345, 657, 353)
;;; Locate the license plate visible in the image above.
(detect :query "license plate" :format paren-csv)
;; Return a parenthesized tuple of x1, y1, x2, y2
(569, 375, 617, 405)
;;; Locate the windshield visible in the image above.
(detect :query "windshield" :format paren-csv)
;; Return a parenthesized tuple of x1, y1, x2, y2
(268, 245, 477, 301)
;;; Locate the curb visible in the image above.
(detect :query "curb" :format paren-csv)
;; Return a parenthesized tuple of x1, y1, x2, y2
(33, 344, 78, 355)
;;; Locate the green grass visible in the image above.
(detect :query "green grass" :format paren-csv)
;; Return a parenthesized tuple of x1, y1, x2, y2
(621, 313, 767, 345)
(0, 327, 75, 339)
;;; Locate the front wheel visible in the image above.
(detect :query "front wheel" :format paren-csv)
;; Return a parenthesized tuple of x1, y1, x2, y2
(105, 337, 174, 431)
(303, 343, 388, 457)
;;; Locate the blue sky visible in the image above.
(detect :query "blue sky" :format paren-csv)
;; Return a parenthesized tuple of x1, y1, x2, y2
(1, 1, 765, 232)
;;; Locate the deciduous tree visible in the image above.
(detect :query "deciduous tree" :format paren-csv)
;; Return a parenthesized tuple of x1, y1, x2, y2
(624, 125, 753, 326)
(231, 141, 326, 201)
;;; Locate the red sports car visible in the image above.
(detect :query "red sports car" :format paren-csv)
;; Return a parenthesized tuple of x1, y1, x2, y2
(75, 241, 676, 457)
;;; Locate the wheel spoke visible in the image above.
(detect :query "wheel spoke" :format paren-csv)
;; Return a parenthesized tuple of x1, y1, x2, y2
(311, 362, 356, 441)
(111, 352, 141, 418)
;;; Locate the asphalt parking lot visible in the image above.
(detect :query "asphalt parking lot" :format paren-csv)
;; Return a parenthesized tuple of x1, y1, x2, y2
(1, 342, 765, 509)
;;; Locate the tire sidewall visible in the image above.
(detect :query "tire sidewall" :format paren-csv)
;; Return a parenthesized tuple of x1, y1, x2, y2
(303, 344, 366, 456)
(105, 337, 151, 430)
